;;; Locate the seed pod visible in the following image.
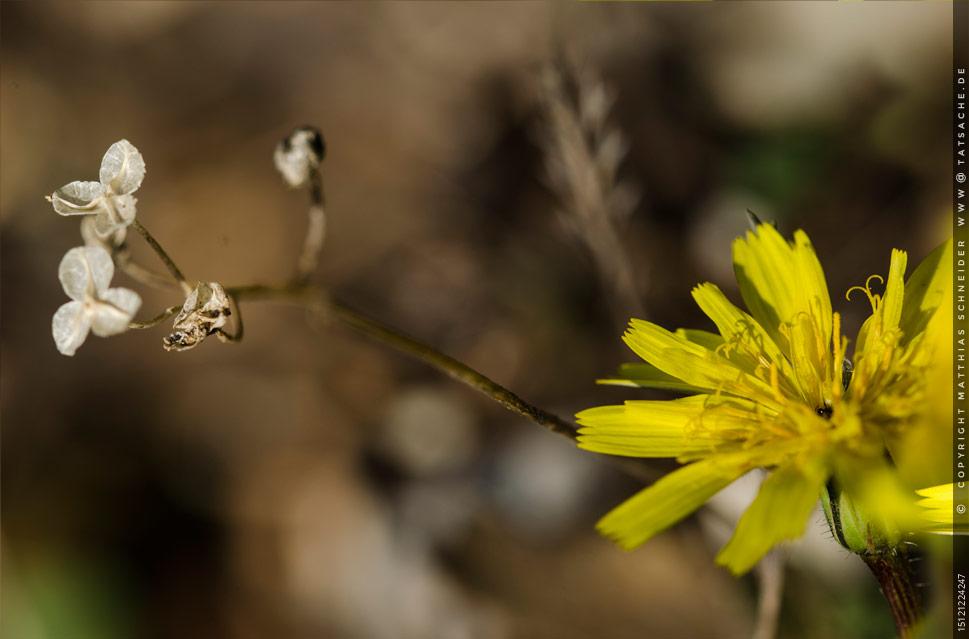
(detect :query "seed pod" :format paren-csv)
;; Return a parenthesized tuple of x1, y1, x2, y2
(273, 126, 325, 189)
(163, 282, 232, 352)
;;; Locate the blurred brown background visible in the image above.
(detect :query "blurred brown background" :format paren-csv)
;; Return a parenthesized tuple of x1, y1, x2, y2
(0, 3, 953, 639)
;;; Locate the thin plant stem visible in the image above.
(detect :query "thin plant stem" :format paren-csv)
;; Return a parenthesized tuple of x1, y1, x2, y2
(862, 549, 923, 638)
(228, 282, 657, 482)
(227, 283, 324, 308)
(132, 219, 192, 295)
(294, 172, 325, 283)
(116, 249, 181, 291)
(129, 305, 181, 330)
(215, 294, 244, 343)
(231, 283, 574, 437)
(331, 301, 577, 440)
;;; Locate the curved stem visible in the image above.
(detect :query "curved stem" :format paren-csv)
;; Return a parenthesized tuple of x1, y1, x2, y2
(330, 301, 578, 441)
(132, 219, 192, 295)
(294, 172, 325, 284)
(228, 282, 657, 482)
(215, 294, 244, 343)
(231, 283, 574, 438)
(116, 248, 181, 291)
(129, 304, 181, 330)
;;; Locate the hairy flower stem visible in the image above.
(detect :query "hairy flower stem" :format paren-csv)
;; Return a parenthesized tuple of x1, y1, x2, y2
(228, 283, 657, 482)
(822, 483, 924, 637)
(862, 550, 923, 638)
(331, 302, 577, 437)
(132, 219, 192, 295)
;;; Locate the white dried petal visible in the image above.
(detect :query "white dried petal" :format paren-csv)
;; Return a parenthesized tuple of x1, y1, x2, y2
(92, 194, 137, 237)
(58, 246, 112, 300)
(90, 288, 141, 336)
(100, 139, 145, 195)
(102, 287, 142, 317)
(58, 249, 93, 300)
(60, 246, 115, 299)
(81, 216, 126, 250)
(273, 127, 324, 188)
(52, 300, 89, 356)
(51, 181, 107, 216)
(179, 286, 200, 315)
(164, 282, 232, 352)
(52, 245, 137, 356)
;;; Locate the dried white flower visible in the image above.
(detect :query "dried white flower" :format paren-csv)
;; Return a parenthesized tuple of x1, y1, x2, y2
(49, 140, 146, 238)
(163, 282, 232, 352)
(52, 246, 142, 356)
(273, 126, 324, 188)
(80, 216, 126, 252)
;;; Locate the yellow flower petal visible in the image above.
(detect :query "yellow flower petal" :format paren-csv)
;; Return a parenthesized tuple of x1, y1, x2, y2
(598, 362, 709, 393)
(596, 457, 747, 550)
(732, 226, 832, 367)
(691, 283, 799, 398)
(675, 328, 724, 350)
(577, 394, 758, 458)
(600, 330, 726, 392)
(787, 313, 829, 408)
(900, 239, 952, 344)
(716, 464, 824, 575)
(791, 229, 833, 350)
(852, 249, 907, 355)
(916, 483, 955, 500)
(914, 483, 969, 533)
(622, 319, 779, 406)
(732, 225, 799, 355)
(882, 249, 907, 333)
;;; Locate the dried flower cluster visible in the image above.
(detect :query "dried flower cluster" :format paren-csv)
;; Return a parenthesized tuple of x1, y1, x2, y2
(47, 129, 324, 356)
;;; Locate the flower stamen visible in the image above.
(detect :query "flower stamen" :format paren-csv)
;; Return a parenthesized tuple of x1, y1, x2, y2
(845, 274, 885, 311)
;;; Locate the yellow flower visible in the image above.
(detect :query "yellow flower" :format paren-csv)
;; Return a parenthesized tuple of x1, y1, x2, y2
(915, 484, 968, 534)
(577, 224, 951, 574)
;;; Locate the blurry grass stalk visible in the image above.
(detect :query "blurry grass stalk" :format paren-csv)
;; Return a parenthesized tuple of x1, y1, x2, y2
(752, 549, 783, 639)
(539, 68, 789, 637)
(538, 64, 645, 325)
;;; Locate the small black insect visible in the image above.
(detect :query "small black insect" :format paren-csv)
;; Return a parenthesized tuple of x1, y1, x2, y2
(841, 357, 853, 391)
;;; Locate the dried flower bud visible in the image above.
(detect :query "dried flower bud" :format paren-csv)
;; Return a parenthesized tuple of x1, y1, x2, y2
(163, 282, 232, 352)
(273, 126, 325, 188)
